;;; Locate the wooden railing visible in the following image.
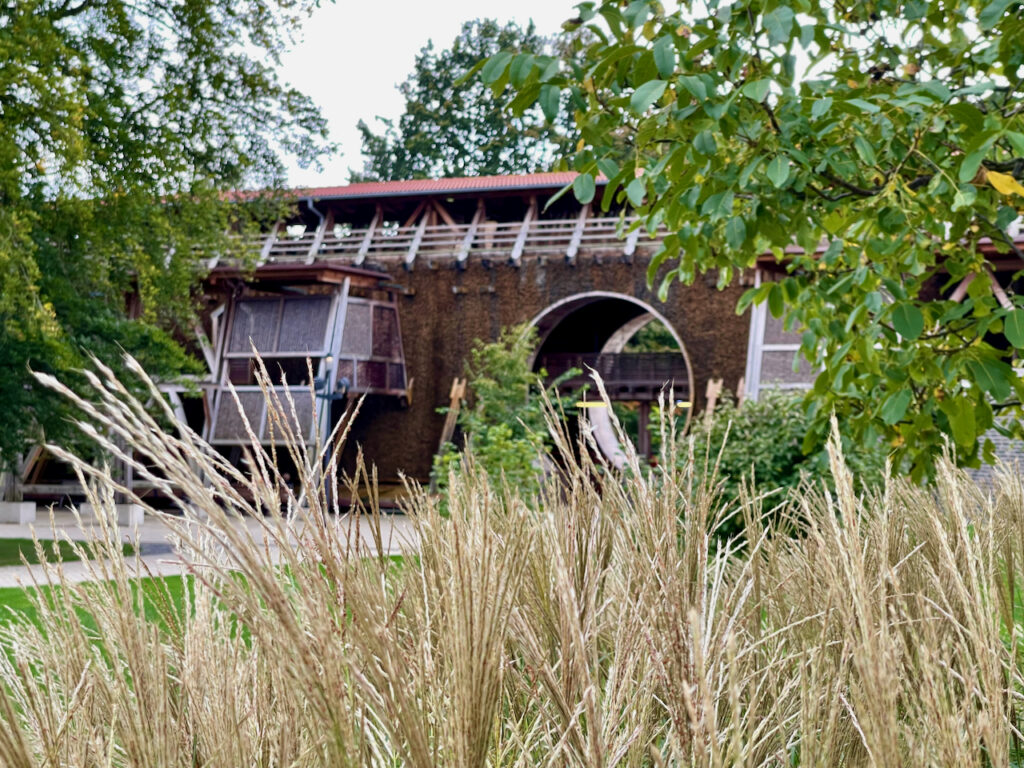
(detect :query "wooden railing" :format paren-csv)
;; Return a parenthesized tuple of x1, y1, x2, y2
(224, 215, 663, 268)
(539, 352, 690, 401)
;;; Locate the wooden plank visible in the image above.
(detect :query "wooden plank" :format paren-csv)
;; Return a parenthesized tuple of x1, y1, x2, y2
(987, 267, 1013, 310)
(193, 324, 217, 375)
(355, 207, 381, 266)
(457, 200, 485, 266)
(405, 212, 428, 269)
(509, 197, 537, 267)
(565, 203, 590, 264)
(258, 221, 281, 264)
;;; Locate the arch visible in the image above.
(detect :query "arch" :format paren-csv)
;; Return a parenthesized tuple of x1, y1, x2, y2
(526, 291, 695, 468)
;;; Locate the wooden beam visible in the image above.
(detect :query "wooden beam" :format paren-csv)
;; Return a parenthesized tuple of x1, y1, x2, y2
(430, 199, 460, 231)
(987, 267, 1014, 310)
(304, 211, 332, 264)
(402, 200, 427, 229)
(950, 273, 975, 303)
(565, 203, 590, 264)
(457, 200, 485, 267)
(193, 324, 217, 375)
(355, 206, 381, 266)
(258, 221, 281, 264)
(509, 197, 537, 267)
(405, 210, 429, 269)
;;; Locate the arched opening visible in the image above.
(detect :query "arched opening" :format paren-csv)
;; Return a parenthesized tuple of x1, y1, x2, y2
(528, 293, 694, 468)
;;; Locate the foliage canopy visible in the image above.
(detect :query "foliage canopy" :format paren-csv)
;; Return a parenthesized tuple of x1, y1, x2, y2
(486, 0, 1024, 479)
(354, 19, 577, 181)
(0, 0, 328, 468)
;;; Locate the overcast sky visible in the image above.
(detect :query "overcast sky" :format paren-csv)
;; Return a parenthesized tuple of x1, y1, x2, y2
(277, 0, 581, 188)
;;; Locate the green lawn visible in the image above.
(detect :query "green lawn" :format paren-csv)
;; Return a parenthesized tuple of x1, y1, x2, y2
(0, 575, 190, 632)
(0, 538, 135, 567)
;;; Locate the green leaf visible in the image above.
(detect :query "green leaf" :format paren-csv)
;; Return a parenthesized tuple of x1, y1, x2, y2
(880, 389, 912, 425)
(481, 51, 513, 85)
(625, 177, 646, 207)
(891, 303, 924, 340)
(940, 397, 977, 448)
(846, 98, 880, 114)
(694, 129, 717, 155)
(572, 174, 596, 205)
(768, 283, 785, 318)
(700, 190, 733, 220)
(763, 5, 795, 45)
(966, 359, 1012, 401)
(539, 84, 559, 123)
(766, 155, 790, 188)
(958, 148, 987, 183)
(630, 80, 667, 114)
(678, 75, 707, 102)
(979, 0, 1012, 29)
(508, 53, 535, 87)
(741, 78, 771, 103)
(653, 36, 675, 78)
(725, 216, 747, 249)
(811, 97, 832, 119)
(1004, 309, 1024, 348)
(853, 136, 876, 166)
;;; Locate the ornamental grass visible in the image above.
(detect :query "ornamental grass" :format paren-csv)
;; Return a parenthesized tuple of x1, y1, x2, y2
(1, 358, 1023, 766)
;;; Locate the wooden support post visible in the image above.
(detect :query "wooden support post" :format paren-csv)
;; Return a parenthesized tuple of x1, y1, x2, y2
(430, 378, 467, 492)
(193, 324, 217, 375)
(457, 200, 485, 268)
(355, 206, 381, 266)
(304, 211, 331, 264)
(510, 196, 537, 267)
(258, 221, 281, 264)
(405, 211, 428, 270)
(565, 203, 590, 264)
(704, 377, 723, 427)
(986, 267, 1014, 310)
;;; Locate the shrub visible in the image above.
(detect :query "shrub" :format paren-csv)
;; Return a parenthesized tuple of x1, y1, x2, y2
(432, 323, 569, 497)
(686, 389, 887, 534)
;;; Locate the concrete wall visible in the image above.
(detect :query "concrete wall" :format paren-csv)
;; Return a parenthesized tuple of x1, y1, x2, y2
(342, 252, 751, 481)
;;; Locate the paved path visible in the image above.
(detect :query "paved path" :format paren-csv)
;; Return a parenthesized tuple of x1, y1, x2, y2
(0, 509, 418, 588)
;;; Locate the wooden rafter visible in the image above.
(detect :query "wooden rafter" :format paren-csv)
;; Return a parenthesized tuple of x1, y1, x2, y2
(430, 199, 460, 231)
(510, 196, 537, 267)
(355, 205, 382, 266)
(565, 203, 590, 264)
(304, 211, 332, 264)
(402, 200, 427, 229)
(457, 199, 485, 267)
(258, 221, 281, 264)
(405, 208, 429, 269)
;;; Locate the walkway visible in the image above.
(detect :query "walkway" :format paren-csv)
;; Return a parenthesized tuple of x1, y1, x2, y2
(0, 509, 418, 588)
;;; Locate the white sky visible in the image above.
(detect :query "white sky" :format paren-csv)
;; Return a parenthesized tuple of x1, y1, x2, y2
(277, 0, 581, 188)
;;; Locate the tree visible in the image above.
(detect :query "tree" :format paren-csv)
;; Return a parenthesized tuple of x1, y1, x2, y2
(354, 19, 577, 181)
(486, 0, 1024, 479)
(433, 324, 569, 498)
(0, 0, 329, 471)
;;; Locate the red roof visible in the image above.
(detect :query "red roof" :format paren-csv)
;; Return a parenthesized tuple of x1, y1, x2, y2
(296, 172, 596, 200)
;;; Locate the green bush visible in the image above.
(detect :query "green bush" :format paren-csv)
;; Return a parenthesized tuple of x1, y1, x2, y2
(685, 389, 887, 535)
(432, 324, 569, 497)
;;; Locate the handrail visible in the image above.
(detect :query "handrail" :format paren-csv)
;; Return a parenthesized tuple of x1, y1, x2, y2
(219, 215, 665, 268)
